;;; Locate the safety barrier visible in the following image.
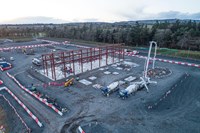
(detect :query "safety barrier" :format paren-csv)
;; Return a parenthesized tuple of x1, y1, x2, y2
(0, 40, 69, 52)
(2, 87, 42, 127)
(0, 93, 31, 132)
(78, 126, 85, 133)
(6, 72, 63, 116)
(124, 53, 200, 69)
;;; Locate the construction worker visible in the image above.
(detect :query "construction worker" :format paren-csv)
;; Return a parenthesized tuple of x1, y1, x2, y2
(69, 67, 73, 73)
(76, 76, 80, 81)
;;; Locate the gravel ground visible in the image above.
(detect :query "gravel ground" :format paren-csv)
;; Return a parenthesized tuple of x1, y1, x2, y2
(0, 90, 43, 133)
(0, 40, 200, 133)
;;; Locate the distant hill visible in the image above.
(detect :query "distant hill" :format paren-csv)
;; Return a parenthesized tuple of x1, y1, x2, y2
(0, 18, 200, 51)
(115, 19, 200, 25)
(0, 19, 200, 27)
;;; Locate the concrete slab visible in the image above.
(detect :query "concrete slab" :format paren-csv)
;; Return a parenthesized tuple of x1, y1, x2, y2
(116, 67, 123, 70)
(112, 72, 119, 75)
(88, 76, 97, 80)
(93, 84, 102, 89)
(123, 61, 139, 67)
(111, 64, 118, 67)
(124, 76, 137, 82)
(99, 68, 105, 71)
(104, 71, 111, 75)
(79, 79, 92, 85)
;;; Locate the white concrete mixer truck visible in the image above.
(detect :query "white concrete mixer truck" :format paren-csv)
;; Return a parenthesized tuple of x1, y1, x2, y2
(119, 77, 156, 99)
(101, 81, 119, 96)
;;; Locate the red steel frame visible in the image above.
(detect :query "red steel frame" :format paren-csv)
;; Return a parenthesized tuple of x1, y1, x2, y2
(42, 45, 124, 80)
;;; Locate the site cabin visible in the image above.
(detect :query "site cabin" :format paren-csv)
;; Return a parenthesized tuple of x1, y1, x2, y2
(0, 62, 12, 71)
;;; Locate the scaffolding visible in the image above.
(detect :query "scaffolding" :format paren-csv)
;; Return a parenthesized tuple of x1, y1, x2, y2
(42, 44, 124, 80)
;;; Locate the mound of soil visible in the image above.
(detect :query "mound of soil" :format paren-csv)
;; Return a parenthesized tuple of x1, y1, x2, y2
(147, 67, 172, 78)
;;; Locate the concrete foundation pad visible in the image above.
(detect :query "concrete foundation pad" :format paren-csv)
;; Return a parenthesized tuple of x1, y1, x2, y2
(112, 72, 119, 75)
(116, 67, 123, 70)
(99, 68, 105, 71)
(104, 71, 111, 75)
(89, 76, 97, 80)
(79, 79, 92, 85)
(93, 84, 102, 89)
(123, 61, 139, 67)
(124, 76, 137, 82)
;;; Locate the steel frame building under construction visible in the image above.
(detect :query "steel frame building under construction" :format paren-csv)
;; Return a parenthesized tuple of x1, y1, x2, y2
(42, 44, 125, 80)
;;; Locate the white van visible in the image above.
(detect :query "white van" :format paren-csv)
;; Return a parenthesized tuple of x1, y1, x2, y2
(32, 58, 41, 66)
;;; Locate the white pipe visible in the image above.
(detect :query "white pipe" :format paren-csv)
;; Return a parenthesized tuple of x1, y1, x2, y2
(144, 42, 152, 79)
(144, 41, 157, 79)
(152, 41, 157, 69)
(143, 55, 147, 78)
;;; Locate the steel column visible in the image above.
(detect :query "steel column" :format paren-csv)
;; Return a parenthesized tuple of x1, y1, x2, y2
(42, 44, 124, 80)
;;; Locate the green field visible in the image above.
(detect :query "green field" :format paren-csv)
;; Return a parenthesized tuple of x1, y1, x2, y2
(41, 38, 200, 60)
(42, 37, 113, 46)
(157, 48, 200, 60)
(0, 37, 34, 43)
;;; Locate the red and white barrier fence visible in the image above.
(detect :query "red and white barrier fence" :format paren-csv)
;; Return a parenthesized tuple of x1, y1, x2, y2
(123, 52, 200, 69)
(1, 87, 42, 127)
(115, 51, 139, 56)
(0, 40, 69, 52)
(155, 58, 200, 68)
(7, 72, 63, 116)
(63, 42, 90, 49)
(78, 126, 85, 133)
(0, 93, 31, 132)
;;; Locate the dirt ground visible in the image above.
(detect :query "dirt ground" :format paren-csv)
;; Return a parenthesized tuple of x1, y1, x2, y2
(0, 106, 7, 133)
(0, 95, 28, 133)
(0, 39, 200, 133)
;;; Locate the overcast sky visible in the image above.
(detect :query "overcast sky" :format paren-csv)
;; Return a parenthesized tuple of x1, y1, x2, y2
(0, 0, 200, 24)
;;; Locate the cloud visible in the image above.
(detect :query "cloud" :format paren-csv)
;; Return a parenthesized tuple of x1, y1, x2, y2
(0, 16, 102, 24)
(0, 16, 69, 24)
(1, 11, 200, 24)
(156, 11, 200, 20)
(71, 18, 99, 23)
(115, 6, 148, 21)
(118, 10, 200, 21)
(82, 18, 99, 22)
